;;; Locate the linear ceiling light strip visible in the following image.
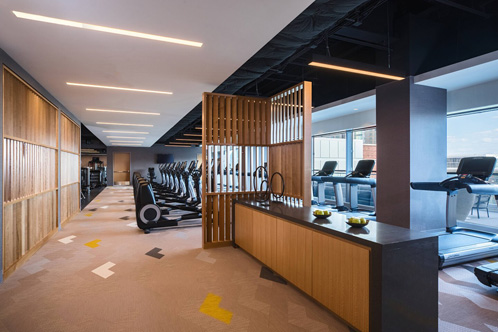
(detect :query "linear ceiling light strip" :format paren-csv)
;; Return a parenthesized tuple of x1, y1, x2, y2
(87, 108, 160, 115)
(13, 11, 202, 47)
(68, 83, 172, 95)
(97, 122, 153, 127)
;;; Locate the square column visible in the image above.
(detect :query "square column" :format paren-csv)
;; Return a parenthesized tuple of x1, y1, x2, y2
(376, 78, 447, 231)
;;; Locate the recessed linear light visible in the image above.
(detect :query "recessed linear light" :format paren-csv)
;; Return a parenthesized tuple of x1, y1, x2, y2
(68, 83, 172, 95)
(164, 145, 190, 148)
(12, 11, 203, 47)
(103, 130, 149, 134)
(176, 138, 202, 141)
(110, 140, 144, 143)
(184, 133, 202, 137)
(87, 108, 160, 116)
(195, 127, 202, 130)
(107, 136, 146, 139)
(169, 142, 192, 145)
(97, 122, 153, 127)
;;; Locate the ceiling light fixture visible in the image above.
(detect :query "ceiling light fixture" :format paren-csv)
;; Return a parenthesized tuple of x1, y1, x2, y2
(68, 82, 172, 95)
(111, 143, 142, 146)
(110, 140, 144, 143)
(87, 108, 160, 115)
(103, 130, 149, 134)
(12, 11, 203, 47)
(164, 145, 190, 148)
(106, 136, 146, 139)
(97, 122, 153, 127)
(169, 142, 192, 145)
(184, 133, 202, 137)
(175, 138, 202, 141)
(195, 127, 202, 130)
(309, 55, 404, 81)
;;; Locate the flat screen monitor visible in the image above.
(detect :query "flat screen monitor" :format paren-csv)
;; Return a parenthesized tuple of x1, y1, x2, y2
(457, 157, 496, 180)
(157, 154, 174, 164)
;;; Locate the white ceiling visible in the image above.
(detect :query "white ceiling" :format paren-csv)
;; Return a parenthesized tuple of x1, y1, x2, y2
(0, 0, 314, 146)
(414, 50, 498, 91)
(312, 90, 376, 123)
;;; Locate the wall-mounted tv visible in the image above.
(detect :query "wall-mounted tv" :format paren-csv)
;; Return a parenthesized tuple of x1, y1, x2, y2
(157, 154, 174, 164)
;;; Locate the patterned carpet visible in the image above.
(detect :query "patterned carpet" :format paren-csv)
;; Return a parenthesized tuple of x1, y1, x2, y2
(0, 186, 497, 331)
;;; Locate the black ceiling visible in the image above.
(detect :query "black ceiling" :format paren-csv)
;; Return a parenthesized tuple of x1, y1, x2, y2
(154, 0, 498, 145)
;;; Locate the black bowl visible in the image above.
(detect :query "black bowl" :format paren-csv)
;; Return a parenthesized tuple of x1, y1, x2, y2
(346, 220, 369, 228)
(313, 212, 331, 219)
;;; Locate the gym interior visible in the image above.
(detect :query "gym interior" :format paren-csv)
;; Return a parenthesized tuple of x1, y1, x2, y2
(0, 1, 498, 331)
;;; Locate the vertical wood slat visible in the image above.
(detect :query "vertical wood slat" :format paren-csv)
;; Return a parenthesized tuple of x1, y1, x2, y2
(249, 100, 255, 145)
(202, 84, 310, 247)
(2, 67, 74, 278)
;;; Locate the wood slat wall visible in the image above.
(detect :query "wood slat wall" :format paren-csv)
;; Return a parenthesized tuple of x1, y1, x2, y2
(3, 69, 58, 148)
(268, 82, 312, 206)
(3, 138, 57, 203)
(202, 82, 311, 248)
(61, 183, 79, 225)
(60, 114, 80, 224)
(60, 114, 80, 154)
(2, 67, 80, 278)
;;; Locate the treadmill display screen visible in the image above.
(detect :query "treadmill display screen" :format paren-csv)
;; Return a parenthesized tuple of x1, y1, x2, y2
(457, 157, 496, 180)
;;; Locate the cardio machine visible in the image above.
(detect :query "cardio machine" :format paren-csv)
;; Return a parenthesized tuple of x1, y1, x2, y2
(411, 156, 498, 269)
(312, 159, 376, 212)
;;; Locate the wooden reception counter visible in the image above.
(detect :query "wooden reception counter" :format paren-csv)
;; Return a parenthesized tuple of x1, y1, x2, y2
(233, 200, 438, 332)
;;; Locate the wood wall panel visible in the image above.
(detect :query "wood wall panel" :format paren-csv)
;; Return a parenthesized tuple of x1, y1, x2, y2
(60, 114, 80, 154)
(268, 143, 303, 199)
(3, 139, 57, 203)
(61, 183, 80, 224)
(2, 67, 72, 279)
(3, 190, 57, 273)
(312, 231, 370, 332)
(61, 151, 79, 186)
(3, 68, 58, 148)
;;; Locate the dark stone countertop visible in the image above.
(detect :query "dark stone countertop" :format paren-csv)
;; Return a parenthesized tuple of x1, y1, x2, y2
(235, 199, 438, 248)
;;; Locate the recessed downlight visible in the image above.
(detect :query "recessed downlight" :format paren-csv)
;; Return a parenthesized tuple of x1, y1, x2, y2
(87, 108, 160, 115)
(97, 122, 153, 127)
(68, 83, 172, 95)
(12, 11, 203, 47)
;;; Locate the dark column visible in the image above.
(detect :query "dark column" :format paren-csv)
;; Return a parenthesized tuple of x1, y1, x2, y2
(376, 77, 447, 231)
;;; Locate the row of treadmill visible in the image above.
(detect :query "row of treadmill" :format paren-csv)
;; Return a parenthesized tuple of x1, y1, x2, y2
(132, 161, 202, 234)
(311, 156, 498, 291)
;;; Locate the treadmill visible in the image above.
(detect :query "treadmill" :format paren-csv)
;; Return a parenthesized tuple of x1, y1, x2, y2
(312, 159, 376, 212)
(475, 262, 498, 291)
(411, 157, 498, 269)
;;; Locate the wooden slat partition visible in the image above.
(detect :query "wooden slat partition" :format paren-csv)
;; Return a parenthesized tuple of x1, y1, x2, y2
(60, 114, 80, 224)
(2, 67, 60, 278)
(268, 82, 312, 206)
(202, 82, 311, 248)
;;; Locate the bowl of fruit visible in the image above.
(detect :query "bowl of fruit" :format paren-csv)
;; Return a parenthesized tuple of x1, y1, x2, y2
(313, 209, 332, 219)
(346, 217, 369, 228)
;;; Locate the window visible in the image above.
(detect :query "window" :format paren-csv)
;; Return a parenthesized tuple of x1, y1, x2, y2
(313, 131, 347, 174)
(447, 109, 498, 225)
(352, 127, 377, 178)
(312, 127, 376, 209)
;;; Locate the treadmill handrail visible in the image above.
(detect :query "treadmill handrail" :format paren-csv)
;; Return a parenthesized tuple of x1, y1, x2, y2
(312, 175, 377, 187)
